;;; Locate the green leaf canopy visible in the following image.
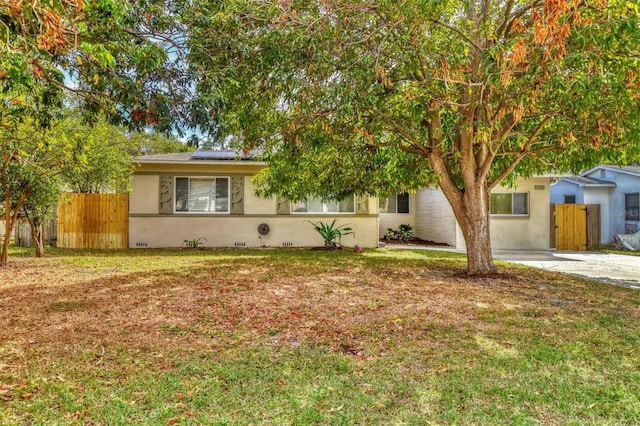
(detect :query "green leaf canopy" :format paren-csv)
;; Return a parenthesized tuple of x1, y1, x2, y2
(186, 0, 640, 200)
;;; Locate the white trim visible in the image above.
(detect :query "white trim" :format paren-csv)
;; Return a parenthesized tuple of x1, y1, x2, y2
(138, 159, 267, 166)
(561, 177, 616, 188)
(584, 165, 640, 179)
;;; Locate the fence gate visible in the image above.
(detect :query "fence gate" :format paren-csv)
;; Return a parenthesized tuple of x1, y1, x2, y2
(553, 203, 600, 251)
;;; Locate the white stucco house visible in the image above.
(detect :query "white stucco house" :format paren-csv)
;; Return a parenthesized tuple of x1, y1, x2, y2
(379, 176, 553, 250)
(129, 150, 553, 251)
(550, 165, 640, 244)
(129, 151, 379, 249)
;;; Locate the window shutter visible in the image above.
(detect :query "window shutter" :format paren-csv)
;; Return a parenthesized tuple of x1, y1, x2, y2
(356, 195, 370, 214)
(159, 175, 174, 214)
(277, 195, 290, 215)
(230, 177, 244, 215)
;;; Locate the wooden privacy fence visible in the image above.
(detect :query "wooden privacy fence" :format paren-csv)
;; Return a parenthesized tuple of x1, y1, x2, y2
(15, 217, 57, 247)
(552, 203, 600, 251)
(57, 193, 128, 249)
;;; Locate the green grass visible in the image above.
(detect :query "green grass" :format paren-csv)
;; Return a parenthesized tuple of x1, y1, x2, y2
(599, 247, 640, 257)
(1, 246, 639, 425)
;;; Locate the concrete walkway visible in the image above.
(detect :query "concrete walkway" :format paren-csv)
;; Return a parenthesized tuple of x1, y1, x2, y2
(384, 244, 640, 290)
(493, 250, 640, 290)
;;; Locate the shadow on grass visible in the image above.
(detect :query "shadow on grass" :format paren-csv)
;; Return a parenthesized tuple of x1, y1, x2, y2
(2, 247, 640, 424)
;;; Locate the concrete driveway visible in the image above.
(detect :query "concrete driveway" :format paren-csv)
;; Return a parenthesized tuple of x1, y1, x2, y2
(493, 250, 640, 290)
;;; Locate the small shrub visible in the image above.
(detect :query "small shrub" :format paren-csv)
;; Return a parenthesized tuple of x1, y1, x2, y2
(385, 224, 414, 241)
(307, 219, 354, 248)
(182, 237, 207, 249)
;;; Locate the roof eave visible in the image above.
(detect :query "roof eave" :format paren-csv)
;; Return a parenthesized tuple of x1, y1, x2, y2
(562, 177, 616, 187)
(583, 165, 640, 178)
(134, 159, 267, 166)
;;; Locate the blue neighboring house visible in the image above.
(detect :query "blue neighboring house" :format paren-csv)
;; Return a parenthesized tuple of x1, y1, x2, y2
(550, 165, 640, 244)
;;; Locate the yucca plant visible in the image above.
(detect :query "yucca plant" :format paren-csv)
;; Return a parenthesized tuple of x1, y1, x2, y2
(182, 237, 207, 249)
(307, 219, 354, 248)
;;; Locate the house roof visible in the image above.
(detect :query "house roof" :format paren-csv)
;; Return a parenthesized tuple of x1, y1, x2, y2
(583, 165, 640, 178)
(561, 176, 616, 187)
(134, 149, 264, 164)
(135, 152, 194, 162)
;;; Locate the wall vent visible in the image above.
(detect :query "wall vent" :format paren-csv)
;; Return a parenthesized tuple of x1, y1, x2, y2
(135, 242, 148, 248)
(534, 185, 545, 190)
(234, 242, 246, 247)
(282, 242, 294, 247)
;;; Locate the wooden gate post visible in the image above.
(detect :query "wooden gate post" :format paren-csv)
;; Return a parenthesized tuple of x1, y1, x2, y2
(586, 204, 601, 250)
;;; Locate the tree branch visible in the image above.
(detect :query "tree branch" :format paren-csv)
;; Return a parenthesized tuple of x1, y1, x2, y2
(388, 119, 431, 157)
(489, 116, 551, 188)
(498, 0, 544, 39)
(429, 18, 483, 52)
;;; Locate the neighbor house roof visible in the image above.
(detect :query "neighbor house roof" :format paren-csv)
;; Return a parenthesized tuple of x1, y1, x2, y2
(561, 176, 616, 187)
(583, 165, 640, 178)
(135, 150, 264, 164)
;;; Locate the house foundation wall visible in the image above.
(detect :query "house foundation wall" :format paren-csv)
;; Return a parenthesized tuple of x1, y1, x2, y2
(129, 216, 378, 248)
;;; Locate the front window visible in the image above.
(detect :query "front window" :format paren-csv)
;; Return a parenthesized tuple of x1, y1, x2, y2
(291, 196, 355, 213)
(174, 177, 230, 213)
(379, 193, 410, 213)
(626, 193, 639, 221)
(564, 195, 576, 204)
(490, 192, 529, 216)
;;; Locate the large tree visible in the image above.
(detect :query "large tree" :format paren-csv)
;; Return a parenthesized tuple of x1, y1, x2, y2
(187, 0, 640, 274)
(0, 119, 64, 265)
(1, 0, 200, 134)
(0, 113, 172, 264)
(56, 117, 135, 194)
(0, 47, 64, 265)
(0, 1, 195, 265)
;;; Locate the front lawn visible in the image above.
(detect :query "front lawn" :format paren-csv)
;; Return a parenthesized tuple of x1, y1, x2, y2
(1, 247, 639, 424)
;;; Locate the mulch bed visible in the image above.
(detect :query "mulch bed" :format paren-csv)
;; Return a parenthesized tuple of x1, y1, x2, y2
(380, 237, 451, 247)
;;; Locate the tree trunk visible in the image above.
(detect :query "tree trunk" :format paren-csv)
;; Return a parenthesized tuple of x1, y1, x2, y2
(424, 81, 499, 274)
(455, 186, 497, 275)
(27, 217, 45, 258)
(430, 158, 497, 275)
(1, 190, 30, 267)
(1, 195, 12, 267)
(1, 228, 9, 267)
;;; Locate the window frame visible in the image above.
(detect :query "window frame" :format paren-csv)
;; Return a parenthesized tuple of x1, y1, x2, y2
(625, 193, 639, 222)
(290, 196, 356, 214)
(173, 176, 231, 214)
(490, 192, 530, 217)
(379, 193, 410, 214)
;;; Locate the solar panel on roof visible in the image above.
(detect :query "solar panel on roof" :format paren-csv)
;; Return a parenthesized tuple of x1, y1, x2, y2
(190, 149, 263, 160)
(191, 150, 242, 160)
